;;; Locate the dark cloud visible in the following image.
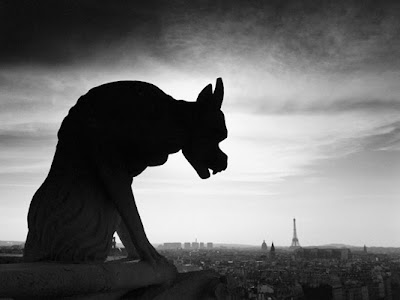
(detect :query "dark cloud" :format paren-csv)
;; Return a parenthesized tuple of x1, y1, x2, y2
(0, 122, 56, 188)
(0, 122, 57, 148)
(0, 171, 47, 186)
(0, 133, 55, 148)
(0, 0, 164, 66)
(1, 0, 399, 70)
(329, 100, 400, 113)
(0, 96, 43, 113)
(277, 99, 400, 114)
(0, 157, 48, 171)
(246, 96, 400, 115)
(0, 69, 84, 119)
(364, 121, 400, 151)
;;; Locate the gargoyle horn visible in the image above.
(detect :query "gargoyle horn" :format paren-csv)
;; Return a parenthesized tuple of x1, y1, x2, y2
(196, 78, 224, 110)
(196, 83, 213, 105)
(213, 77, 224, 109)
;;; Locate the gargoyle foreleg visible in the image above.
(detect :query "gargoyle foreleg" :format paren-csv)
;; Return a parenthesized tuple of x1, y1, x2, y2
(116, 217, 139, 259)
(90, 141, 165, 265)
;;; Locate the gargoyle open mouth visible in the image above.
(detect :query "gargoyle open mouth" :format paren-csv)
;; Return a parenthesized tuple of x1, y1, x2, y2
(209, 156, 228, 176)
(183, 149, 227, 179)
(183, 153, 211, 179)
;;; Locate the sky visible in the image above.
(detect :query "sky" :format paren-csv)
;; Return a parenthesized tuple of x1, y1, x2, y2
(0, 0, 399, 247)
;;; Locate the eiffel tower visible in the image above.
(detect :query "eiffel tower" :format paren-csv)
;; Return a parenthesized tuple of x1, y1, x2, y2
(290, 218, 301, 249)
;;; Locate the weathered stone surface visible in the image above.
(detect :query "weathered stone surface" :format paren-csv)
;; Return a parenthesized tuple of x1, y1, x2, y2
(0, 260, 177, 299)
(0, 260, 230, 299)
(0, 254, 23, 264)
(125, 270, 228, 300)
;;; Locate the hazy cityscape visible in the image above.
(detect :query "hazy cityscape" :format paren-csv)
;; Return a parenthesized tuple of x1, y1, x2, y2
(2, 218, 399, 300)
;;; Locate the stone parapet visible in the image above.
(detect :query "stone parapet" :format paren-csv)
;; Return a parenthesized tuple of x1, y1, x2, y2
(0, 259, 228, 299)
(0, 259, 176, 299)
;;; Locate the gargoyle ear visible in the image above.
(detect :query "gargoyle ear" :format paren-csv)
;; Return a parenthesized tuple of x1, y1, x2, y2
(213, 77, 224, 109)
(196, 83, 213, 105)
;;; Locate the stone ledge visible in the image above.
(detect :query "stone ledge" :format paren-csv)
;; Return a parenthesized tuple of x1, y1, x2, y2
(126, 270, 228, 300)
(0, 259, 177, 299)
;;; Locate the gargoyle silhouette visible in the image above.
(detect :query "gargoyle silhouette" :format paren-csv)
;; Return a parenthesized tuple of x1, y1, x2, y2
(23, 78, 227, 264)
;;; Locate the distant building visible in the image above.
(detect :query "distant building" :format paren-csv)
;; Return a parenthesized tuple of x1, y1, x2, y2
(192, 239, 199, 250)
(261, 240, 268, 251)
(364, 244, 367, 253)
(184, 242, 191, 250)
(295, 248, 351, 261)
(162, 243, 182, 250)
(340, 249, 349, 261)
(270, 242, 276, 259)
(200, 242, 205, 249)
(207, 242, 213, 249)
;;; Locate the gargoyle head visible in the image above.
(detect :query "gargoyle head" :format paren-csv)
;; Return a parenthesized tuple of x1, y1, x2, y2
(183, 78, 228, 179)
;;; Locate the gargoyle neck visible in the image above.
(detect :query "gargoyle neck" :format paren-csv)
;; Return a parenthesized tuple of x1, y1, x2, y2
(174, 100, 200, 142)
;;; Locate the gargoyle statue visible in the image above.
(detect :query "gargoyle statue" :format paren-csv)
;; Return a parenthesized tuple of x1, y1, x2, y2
(24, 78, 228, 265)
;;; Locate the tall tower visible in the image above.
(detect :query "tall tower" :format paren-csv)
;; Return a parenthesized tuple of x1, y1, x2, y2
(290, 218, 301, 249)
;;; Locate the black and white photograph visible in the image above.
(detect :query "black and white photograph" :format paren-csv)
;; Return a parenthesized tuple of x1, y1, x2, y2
(0, 1, 399, 299)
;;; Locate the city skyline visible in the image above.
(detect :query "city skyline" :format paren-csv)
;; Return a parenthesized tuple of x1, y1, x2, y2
(0, 1, 399, 247)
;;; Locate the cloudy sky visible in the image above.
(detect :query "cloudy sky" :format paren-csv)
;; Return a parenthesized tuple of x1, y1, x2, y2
(1, 0, 399, 247)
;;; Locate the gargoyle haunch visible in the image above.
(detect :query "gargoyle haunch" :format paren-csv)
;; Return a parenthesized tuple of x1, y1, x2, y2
(24, 78, 228, 264)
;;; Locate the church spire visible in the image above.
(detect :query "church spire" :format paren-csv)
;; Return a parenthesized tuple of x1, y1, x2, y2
(270, 242, 276, 259)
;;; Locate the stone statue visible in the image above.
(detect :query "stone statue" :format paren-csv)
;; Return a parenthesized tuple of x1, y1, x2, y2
(23, 78, 228, 265)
